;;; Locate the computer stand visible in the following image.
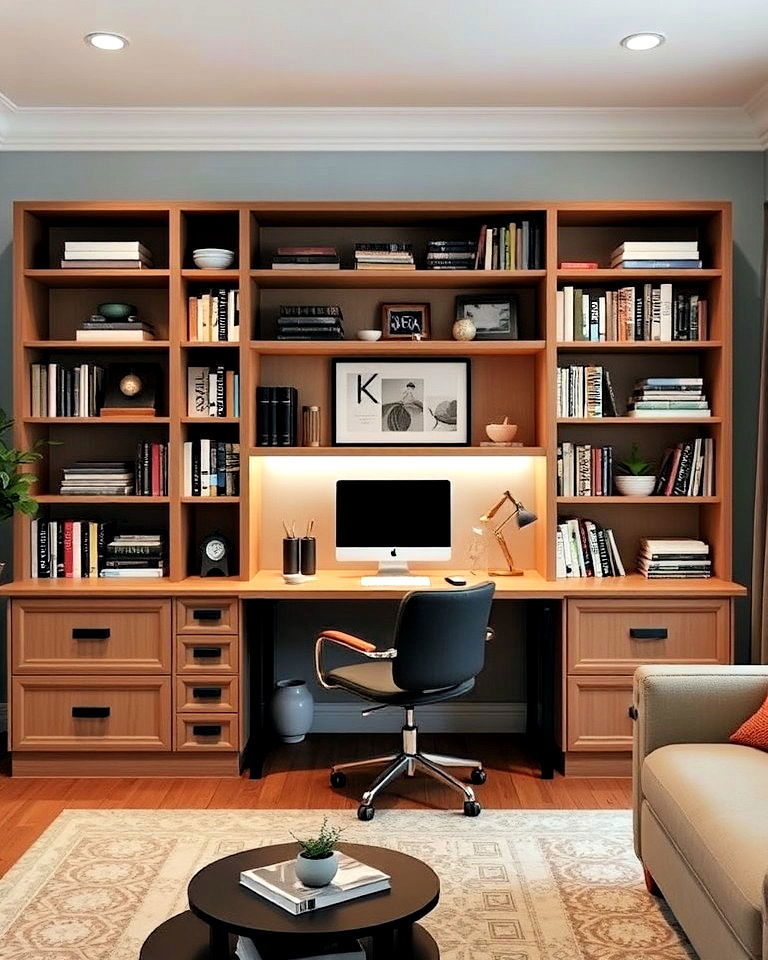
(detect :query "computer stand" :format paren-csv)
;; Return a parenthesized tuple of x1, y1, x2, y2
(360, 560, 431, 587)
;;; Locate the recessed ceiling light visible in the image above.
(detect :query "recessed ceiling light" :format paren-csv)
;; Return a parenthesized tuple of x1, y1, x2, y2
(84, 32, 128, 51)
(620, 32, 665, 51)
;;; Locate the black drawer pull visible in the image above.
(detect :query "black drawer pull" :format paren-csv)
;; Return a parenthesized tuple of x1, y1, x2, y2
(629, 627, 668, 641)
(192, 646, 221, 659)
(72, 628, 110, 640)
(193, 686, 222, 699)
(192, 724, 222, 736)
(72, 706, 110, 719)
(192, 608, 222, 621)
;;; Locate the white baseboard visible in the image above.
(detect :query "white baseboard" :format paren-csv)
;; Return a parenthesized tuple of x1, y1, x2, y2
(312, 701, 525, 734)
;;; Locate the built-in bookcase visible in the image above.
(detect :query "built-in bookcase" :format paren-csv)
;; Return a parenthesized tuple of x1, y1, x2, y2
(12, 201, 732, 585)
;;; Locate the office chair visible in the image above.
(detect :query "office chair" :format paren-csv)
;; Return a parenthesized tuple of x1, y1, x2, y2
(314, 581, 495, 820)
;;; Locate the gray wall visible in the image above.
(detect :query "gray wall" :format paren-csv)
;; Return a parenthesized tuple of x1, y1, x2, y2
(0, 150, 763, 705)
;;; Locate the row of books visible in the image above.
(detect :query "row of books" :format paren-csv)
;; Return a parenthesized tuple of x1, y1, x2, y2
(476, 221, 542, 270)
(135, 442, 169, 496)
(557, 444, 614, 497)
(556, 365, 617, 418)
(31, 363, 104, 418)
(187, 288, 240, 341)
(628, 378, 710, 419)
(354, 243, 415, 270)
(60, 240, 154, 270)
(555, 285, 707, 342)
(76, 313, 157, 343)
(425, 239, 475, 270)
(182, 440, 240, 497)
(276, 305, 345, 341)
(256, 386, 298, 446)
(271, 246, 340, 271)
(556, 517, 625, 578)
(612, 240, 702, 270)
(638, 538, 711, 579)
(654, 438, 715, 496)
(30, 523, 166, 578)
(187, 366, 240, 418)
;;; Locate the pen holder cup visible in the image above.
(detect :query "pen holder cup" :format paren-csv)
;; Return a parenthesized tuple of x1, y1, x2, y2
(282, 538, 301, 576)
(300, 537, 316, 576)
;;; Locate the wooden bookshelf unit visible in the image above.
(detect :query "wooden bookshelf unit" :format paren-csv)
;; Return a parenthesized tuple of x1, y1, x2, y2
(2, 200, 745, 778)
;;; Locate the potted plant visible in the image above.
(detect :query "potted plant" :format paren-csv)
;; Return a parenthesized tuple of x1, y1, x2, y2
(614, 443, 656, 496)
(291, 818, 344, 887)
(0, 410, 46, 581)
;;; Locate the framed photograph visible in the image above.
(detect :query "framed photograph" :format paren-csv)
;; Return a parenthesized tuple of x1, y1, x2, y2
(381, 303, 431, 340)
(332, 358, 471, 446)
(455, 295, 518, 340)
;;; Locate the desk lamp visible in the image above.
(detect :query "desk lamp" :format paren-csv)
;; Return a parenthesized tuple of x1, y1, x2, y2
(480, 490, 537, 576)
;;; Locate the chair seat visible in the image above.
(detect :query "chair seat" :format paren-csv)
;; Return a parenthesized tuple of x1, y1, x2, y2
(325, 660, 475, 705)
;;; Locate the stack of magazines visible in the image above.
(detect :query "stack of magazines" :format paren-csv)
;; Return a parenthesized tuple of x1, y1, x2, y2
(236, 935, 364, 960)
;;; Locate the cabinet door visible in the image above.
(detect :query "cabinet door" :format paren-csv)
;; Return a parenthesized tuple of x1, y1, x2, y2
(566, 676, 634, 752)
(175, 598, 239, 635)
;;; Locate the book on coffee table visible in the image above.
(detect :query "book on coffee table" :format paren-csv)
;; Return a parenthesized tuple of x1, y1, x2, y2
(236, 934, 364, 960)
(239, 853, 390, 914)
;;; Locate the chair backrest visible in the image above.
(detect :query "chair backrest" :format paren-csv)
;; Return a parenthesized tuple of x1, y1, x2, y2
(391, 581, 495, 691)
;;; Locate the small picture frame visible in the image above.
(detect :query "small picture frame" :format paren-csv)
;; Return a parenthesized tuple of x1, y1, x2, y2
(455, 295, 518, 340)
(381, 303, 431, 340)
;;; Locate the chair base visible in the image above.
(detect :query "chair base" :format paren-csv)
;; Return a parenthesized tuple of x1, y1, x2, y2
(330, 708, 484, 815)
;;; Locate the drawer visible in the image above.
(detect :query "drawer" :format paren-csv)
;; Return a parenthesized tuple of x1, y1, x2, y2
(566, 676, 634, 752)
(176, 598, 239, 635)
(12, 599, 171, 675)
(566, 598, 731, 675)
(176, 636, 239, 674)
(12, 676, 171, 752)
(176, 676, 239, 713)
(176, 713, 239, 752)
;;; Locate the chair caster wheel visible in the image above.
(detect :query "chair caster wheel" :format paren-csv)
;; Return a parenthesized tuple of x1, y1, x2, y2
(330, 771, 347, 788)
(470, 768, 487, 785)
(463, 800, 482, 817)
(357, 804, 375, 822)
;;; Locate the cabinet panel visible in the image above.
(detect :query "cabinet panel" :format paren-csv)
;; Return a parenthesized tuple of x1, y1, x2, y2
(566, 676, 634, 752)
(175, 713, 239, 751)
(175, 598, 239, 635)
(176, 636, 239, 674)
(12, 598, 171, 674)
(176, 676, 239, 713)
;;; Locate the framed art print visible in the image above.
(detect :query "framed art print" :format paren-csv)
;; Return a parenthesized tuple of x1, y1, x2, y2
(332, 358, 471, 446)
(381, 302, 431, 340)
(454, 294, 518, 340)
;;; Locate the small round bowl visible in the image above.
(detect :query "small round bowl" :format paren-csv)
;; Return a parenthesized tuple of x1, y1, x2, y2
(97, 302, 136, 320)
(485, 422, 518, 444)
(357, 330, 382, 342)
(192, 248, 235, 270)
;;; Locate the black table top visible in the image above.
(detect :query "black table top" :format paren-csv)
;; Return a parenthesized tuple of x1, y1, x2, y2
(187, 842, 440, 939)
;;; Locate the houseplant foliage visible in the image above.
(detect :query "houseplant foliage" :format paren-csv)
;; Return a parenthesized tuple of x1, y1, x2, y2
(615, 443, 656, 496)
(291, 817, 344, 887)
(0, 410, 45, 522)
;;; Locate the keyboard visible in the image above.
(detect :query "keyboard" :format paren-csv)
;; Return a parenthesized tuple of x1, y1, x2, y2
(360, 576, 432, 587)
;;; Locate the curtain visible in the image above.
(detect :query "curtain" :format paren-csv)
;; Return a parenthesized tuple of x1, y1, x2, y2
(751, 205, 768, 663)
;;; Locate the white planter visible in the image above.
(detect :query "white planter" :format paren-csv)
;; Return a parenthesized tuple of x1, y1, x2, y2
(295, 850, 339, 887)
(270, 679, 314, 743)
(615, 475, 656, 497)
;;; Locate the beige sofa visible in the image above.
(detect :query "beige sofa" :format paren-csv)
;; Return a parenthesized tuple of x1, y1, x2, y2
(633, 665, 768, 960)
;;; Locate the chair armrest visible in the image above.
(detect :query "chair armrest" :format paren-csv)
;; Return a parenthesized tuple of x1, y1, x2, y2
(318, 630, 376, 654)
(314, 631, 397, 690)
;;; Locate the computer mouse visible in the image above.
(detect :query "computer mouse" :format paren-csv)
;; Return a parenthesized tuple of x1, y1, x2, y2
(445, 576, 467, 586)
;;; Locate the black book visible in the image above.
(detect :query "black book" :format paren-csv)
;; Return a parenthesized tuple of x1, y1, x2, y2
(279, 305, 342, 317)
(56, 521, 65, 578)
(354, 242, 412, 252)
(634, 289, 644, 341)
(38, 520, 50, 578)
(97, 522, 107, 573)
(106, 544, 165, 557)
(256, 386, 274, 446)
(217, 288, 228, 342)
(653, 447, 675, 495)
(217, 442, 226, 495)
(602, 369, 618, 417)
(277, 332, 344, 341)
(277, 316, 341, 327)
(578, 520, 594, 577)
(81, 523, 90, 578)
(595, 527, 612, 577)
(272, 255, 340, 264)
(216, 366, 226, 418)
(672, 441, 695, 495)
(274, 386, 298, 446)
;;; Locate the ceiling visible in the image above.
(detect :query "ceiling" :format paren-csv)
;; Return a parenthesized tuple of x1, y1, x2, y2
(0, 0, 767, 150)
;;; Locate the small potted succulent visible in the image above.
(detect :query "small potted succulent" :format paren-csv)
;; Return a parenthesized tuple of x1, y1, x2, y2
(0, 410, 47, 581)
(614, 443, 656, 497)
(291, 818, 344, 887)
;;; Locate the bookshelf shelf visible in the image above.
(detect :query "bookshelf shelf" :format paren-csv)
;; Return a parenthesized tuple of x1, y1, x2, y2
(250, 340, 546, 357)
(557, 417, 722, 425)
(556, 496, 719, 505)
(180, 496, 241, 504)
(23, 416, 171, 425)
(181, 417, 240, 424)
(556, 269, 722, 282)
(24, 340, 171, 350)
(181, 269, 240, 281)
(35, 495, 170, 504)
(249, 445, 546, 458)
(557, 341, 722, 352)
(24, 269, 170, 288)
(181, 341, 239, 349)
(250, 268, 547, 289)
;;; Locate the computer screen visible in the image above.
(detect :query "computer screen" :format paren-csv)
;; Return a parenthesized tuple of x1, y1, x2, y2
(335, 479, 451, 561)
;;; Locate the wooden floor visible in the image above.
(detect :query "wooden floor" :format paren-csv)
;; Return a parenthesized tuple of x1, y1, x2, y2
(0, 734, 631, 878)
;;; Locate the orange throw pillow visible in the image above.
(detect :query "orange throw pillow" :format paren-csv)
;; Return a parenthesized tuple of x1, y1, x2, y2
(730, 692, 768, 750)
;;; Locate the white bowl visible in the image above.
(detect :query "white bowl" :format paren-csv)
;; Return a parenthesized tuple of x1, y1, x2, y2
(192, 248, 235, 269)
(614, 475, 656, 497)
(357, 330, 382, 342)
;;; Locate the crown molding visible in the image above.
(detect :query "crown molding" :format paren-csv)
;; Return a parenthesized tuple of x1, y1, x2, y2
(0, 98, 764, 152)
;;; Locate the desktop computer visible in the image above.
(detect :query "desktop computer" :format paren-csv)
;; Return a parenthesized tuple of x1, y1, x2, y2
(335, 479, 451, 586)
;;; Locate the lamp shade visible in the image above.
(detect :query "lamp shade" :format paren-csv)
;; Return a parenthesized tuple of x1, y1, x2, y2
(515, 502, 537, 529)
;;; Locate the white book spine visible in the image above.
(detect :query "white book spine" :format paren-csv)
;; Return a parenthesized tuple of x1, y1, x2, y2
(72, 522, 82, 579)
(183, 442, 193, 497)
(659, 283, 673, 341)
(208, 373, 217, 416)
(48, 362, 57, 417)
(556, 290, 564, 342)
(563, 286, 574, 341)
(200, 439, 210, 496)
(31, 519, 39, 578)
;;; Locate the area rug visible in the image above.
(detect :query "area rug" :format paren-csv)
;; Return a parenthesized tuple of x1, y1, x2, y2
(0, 809, 693, 959)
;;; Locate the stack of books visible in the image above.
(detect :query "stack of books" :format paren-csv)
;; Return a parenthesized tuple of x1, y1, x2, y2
(256, 386, 298, 446)
(556, 517, 625, 578)
(76, 313, 156, 342)
(60, 461, 134, 497)
(30, 362, 104, 417)
(239, 853, 390, 915)
(135, 441, 169, 496)
(271, 246, 340, 271)
(353, 243, 414, 270)
(61, 240, 153, 269)
(101, 533, 166, 578)
(276, 305, 345, 341)
(556, 365, 617, 418)
(183, 439, 240, 496)
(187, 366, 240, 418)
(557, 443, 614, 497)
(611, 240, 701, 269)
(188, 288, 240, 341)
(654, 438, 715, 496)
(30, 519, 105, 578)
(638, 538, 711, 579)
(556, 285, 707, 342)
(626, 378, 709, 419)
(476, 221, 541, 269)
(425, 239, 476, 270)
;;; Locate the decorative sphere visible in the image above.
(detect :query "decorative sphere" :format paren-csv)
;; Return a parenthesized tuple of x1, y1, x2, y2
(452, 317, 476, 341)
(119, 373, 142, 397)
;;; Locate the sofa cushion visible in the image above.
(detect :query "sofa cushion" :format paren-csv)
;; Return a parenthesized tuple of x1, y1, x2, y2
(642, 743, 768, 960)
(731, 691, 768, 751)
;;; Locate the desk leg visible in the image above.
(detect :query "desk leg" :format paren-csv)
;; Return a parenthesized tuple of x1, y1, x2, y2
(244, 599, 276, 780)
(208, 924, 231, 958)
(526, 600, 560, 780)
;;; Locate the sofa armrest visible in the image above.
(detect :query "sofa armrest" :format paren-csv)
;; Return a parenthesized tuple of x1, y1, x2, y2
(633, 665, 768, 861)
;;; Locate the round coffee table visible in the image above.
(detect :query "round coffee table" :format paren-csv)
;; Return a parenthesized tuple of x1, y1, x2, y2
(140, 842, 440, 960)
